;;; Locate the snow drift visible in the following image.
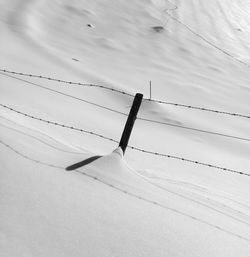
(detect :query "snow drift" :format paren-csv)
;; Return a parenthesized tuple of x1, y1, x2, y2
(1, 0, 250, 256)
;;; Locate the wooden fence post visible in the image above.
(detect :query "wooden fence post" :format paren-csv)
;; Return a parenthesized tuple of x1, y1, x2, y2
(119, 93, 143, 154)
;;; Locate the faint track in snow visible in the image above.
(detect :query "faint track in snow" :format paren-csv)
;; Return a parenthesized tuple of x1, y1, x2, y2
(138, 170, 250, 212)
(128, 166, 250, 228)
(1, 138, 250, 243)
(0, 115, 87, 154)
(216, 0, 249, 53)
(0, 69, 134, 97)
(0, 121, 84, 154)
(148, 174, 250, 212)
(0, 138, 64, 170)
(163, 0, 250, 67)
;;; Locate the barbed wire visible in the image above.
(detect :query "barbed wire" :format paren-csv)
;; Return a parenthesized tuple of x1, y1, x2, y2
(0, 68, 134, 97)
(128, 145, 250, 177)
(3, 72, 250, 142)
(1, 138, 249, 242)
(1, 68, 250, 119)
(161, 3, 250, 119)
(1, 103, 249, 177)
(0, 71, 128, 117)
(144, 98, 250, 119)
(0, 103, 120, 145)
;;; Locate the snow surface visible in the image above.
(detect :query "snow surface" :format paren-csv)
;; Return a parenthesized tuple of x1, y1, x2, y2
(1, 0, 250, 256)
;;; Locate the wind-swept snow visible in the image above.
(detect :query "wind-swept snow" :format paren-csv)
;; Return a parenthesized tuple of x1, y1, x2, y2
(1, 0, 250, 256)
(1, 124, 250, 256)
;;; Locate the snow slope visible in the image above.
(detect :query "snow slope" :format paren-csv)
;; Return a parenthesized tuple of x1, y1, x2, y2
(1, 0, 250, 256)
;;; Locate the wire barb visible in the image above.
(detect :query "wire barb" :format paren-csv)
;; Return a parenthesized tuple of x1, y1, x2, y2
(1, 68, 250, 119)
(0, 68, 134, 97)
(0, 103, 249, 177)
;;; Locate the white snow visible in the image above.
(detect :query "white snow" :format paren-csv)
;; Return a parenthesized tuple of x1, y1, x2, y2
(1, 0, 250, 256)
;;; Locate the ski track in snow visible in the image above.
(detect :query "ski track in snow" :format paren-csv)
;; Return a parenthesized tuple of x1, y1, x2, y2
(1, 0, 250, 256)
(0, 120, 84, 155)
(1, 137, 250, 244)
(130, 168, 250, 227)
(148, 173, 250, 211)
(1, 116, 250, 243)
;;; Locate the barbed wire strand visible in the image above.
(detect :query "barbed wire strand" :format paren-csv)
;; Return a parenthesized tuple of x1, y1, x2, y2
(7, 119, 248, 227)
(144, 98, 250, 119)
(0, 69, 134, 97)
(127, 145, 250, 177)
(0, 103, 249, 177)
(2, 71, 250, 143)
(0, 103, 120, 144)
(162, 2, 250, 120)
(1, 68, 250, 119)
(1, 138, 249, 242)
(0, 71, 128, 117)
(3, 72, 250, 143)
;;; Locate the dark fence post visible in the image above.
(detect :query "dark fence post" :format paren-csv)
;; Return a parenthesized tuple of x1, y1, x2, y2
(119, 93, 143, 154)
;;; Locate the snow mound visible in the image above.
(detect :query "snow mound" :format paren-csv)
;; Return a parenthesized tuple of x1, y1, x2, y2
(1, 0, 250, 256)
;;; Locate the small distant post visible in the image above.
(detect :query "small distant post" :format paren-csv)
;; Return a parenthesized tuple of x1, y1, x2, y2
(149, 80, 152, 100)
(119, 93, 143, 154)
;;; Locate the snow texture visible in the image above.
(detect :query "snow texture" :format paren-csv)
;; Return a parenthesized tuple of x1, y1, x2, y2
(1, 0, 250, 256)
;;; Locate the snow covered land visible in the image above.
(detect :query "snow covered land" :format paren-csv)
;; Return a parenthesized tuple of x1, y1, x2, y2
(1, 0, 250, 256)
